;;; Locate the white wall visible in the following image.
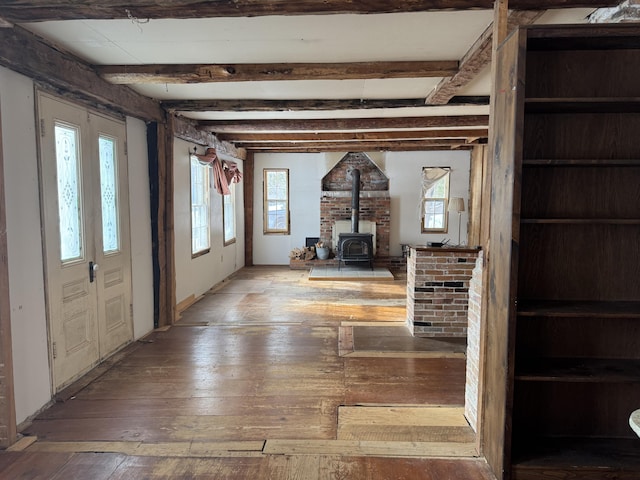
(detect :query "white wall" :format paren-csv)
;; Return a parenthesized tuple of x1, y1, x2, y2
(1, 67, 52, 424)
(253, 150, 471, 264)
(173, 138, 245, 304)
(253, 152, 326, 265)
(126, 117, 155, 340)
(386, 150, 471, 255)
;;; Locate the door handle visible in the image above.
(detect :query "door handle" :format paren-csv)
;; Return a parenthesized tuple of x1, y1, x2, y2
(89, 261, 99, 283)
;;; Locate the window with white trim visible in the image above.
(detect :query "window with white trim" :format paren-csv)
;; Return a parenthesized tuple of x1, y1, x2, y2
(191, 156, 210, 256)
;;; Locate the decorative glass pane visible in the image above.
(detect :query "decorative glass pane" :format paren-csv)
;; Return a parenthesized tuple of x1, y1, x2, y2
(191, 158, 210, 254)
(55, 124, 83, 262)
(223, 186, 236, 245)
(99, 135, 120, 253)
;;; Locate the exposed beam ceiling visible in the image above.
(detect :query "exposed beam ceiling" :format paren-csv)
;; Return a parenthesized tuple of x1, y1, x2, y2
(0, 1, 618, 22)
(0, 2, 615, 153)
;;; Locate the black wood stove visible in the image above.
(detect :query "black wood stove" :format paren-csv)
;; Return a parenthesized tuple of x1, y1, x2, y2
(336, 168, 374, 270)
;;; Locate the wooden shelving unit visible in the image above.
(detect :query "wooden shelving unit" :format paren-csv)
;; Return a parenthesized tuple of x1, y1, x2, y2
(482, 24, 640, 480)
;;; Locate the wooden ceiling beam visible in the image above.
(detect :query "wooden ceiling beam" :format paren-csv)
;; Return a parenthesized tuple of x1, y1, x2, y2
(238, 139, 477, 149)
(98, 61, 458, 84)
(218, 129, 489, 142)
(0, 1, 619, 22)
(425, 9, 543, 104)
(163, 97, 489, 112)
(246, 142, 475, 153)
(198, 115, 489, 133)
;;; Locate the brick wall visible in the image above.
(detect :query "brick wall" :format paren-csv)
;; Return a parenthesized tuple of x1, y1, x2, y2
(320, 152, 390, 259)
(320, 191, 390, 257)
(321, 152, 388, 192)
(465, 250, 483, 432)
(406, 247, 479, 338)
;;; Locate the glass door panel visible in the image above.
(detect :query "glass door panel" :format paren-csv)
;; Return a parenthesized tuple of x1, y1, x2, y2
(54, 123, 84, 263)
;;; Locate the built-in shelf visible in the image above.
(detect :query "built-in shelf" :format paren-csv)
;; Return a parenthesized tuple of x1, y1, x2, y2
(515, 358, 640, 383)
(523, 159, 640, 167)
(512, 437, 640, 472)
(525, 97, 640, 113)
(520, 218, 640, 225)
(517, 300, 640, 318)
(486, 25, 640, 480)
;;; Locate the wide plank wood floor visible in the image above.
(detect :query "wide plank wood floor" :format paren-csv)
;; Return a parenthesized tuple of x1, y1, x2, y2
(3, 266, 495, 479)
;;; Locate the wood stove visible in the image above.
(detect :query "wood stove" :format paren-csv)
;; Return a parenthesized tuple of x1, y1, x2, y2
(337, 232, 374, 270)
(336, 168, 375, 270)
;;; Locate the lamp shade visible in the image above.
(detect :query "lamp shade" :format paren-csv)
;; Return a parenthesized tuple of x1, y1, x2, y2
(449, 197, 465, 213)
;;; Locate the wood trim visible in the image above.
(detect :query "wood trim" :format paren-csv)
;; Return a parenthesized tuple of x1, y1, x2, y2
(175, 294, 197, 319)
(0, 1, 619, 22)
(198, 115, 489, 133)
(243, 152, 254, 267)
(0, 96, 17, 448)
(0, 26, 163, 122)
(162, 98, 489, 113)
(97, 61, 458, 84)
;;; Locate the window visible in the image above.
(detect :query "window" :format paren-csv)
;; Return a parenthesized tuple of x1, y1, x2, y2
(191, 156, 210, 256)
(98, 135, 120, 254)
(263, 169, 289, 234)
(223, 184, 236, 246)
(421, 167, 450, 233)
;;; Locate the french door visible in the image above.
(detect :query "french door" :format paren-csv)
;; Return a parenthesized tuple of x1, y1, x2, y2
(38, 92, 133, 391)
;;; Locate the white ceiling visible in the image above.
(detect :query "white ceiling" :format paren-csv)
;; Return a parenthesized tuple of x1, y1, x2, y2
(22, 8, 594, 123)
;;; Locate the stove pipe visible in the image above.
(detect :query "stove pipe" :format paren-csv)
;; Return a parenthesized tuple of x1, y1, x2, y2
(351, 169, 360, 233)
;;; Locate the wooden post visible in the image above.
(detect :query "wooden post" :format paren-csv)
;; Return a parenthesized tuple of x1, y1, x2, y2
(243, 151, 254, 267)
(494, 0, 510, 45)
(0, 98, 17, 447)
(467, 145, 486, 247)
(162, 117, 176, 326)
(147, 118, 176, 328)
(478, 0, 508, 473)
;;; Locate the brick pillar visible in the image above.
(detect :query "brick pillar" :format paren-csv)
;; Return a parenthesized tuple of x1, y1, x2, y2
(406, 247, 479, 338)
(465, 250, 483, 432)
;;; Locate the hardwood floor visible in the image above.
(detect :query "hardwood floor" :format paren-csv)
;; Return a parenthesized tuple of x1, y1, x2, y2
(3, 266, 495, 479)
